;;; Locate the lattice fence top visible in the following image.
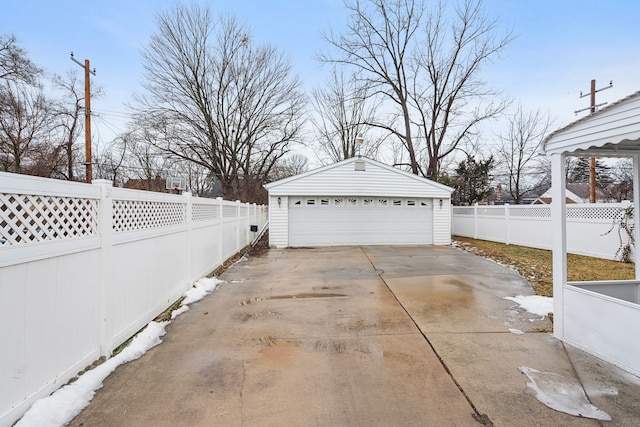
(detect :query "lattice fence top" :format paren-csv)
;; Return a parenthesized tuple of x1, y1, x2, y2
(566, 205, 626, 220)
(509, 207, 551, 218)
(452, 204, 630, 221)
(192, 203, 218, 222)
(112, 200, 185, 232)
(0, 193, 98, 245)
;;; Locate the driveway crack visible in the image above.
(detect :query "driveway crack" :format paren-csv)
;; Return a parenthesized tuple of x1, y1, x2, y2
(240, 358, 246, 426)
(360, 247, 493, 427)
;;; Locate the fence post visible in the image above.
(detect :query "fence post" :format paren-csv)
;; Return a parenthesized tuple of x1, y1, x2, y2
(184, 192, 192, 287)
(254, 204, 258, 240)
(235, 200, 241, 252)
(473, 203, 478, 239)
(94, 179, 113, 358)
(505, 203, 510, 245)
(246, 202, 252, 245)
(217, 197, 223, 263)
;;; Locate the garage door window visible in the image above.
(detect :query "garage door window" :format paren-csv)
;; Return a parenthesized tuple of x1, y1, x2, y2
(289, 197, 432, 209)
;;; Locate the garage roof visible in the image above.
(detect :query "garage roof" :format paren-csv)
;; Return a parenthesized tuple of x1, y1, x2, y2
(265, 157, 453, 198)
(543, 90, 640, 156)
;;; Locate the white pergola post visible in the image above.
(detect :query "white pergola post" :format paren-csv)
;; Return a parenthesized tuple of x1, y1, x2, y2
(550, 153, 567, 339)
(633, 154, 640, 278)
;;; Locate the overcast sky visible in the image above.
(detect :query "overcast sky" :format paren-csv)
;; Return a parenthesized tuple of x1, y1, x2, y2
(2, 0, 639, 158)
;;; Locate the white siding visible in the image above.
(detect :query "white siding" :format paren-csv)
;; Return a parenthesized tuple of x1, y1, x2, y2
(266, 158, 452, 199)
(269, 195, 288, 248)
(433, 198, 451, 245)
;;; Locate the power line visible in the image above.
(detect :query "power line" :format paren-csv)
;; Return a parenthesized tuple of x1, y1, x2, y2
(92, 108, 132, 119)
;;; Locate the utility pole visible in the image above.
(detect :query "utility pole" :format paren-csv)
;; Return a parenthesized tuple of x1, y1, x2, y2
(575, 79, 612, 202)
(70, 52, 96, 183)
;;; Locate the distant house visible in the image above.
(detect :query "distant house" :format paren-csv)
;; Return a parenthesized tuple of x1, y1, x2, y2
(533, 182, 609, 204)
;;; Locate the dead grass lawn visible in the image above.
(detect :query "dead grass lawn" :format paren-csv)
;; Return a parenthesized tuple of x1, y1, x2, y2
(453, 236, 635, 298)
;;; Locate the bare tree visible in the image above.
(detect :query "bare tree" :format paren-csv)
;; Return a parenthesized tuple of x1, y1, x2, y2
(0, 34, 55, 176)
(497, 105, 551, 203)
(412, 0, 512, 179)
(321, 0, 511, 179)
(607, 158, 634, 202)
(118, 126, 175, 183)
(135, 5, 306, 202)
(50, 71, 84, 180)
(269, 154, 308, 181)
(93, 137, 127, 186)
(310, 68, 383, 163)
(0, 34, 41, 84)
(321, 0, 423, 173)
(174, 160, 214, 196)
(0, 80, 53, 174)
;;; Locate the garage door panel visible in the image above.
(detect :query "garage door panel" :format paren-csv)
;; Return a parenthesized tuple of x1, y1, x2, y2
(288, 197, 432, 246)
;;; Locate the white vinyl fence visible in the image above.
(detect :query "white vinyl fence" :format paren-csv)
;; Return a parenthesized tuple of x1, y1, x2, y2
(0, 172, 268, 426)
(452, 203, 633, 261)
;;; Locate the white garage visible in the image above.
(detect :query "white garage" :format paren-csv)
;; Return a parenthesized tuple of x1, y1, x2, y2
(264, 157, 453, 248)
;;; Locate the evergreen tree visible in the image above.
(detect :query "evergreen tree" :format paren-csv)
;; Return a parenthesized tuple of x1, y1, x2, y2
(452, 155, 494, 205)
(567, 157, 611, 185)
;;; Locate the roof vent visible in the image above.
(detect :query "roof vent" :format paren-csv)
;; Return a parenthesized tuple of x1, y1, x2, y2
(354, 160, 366, 171)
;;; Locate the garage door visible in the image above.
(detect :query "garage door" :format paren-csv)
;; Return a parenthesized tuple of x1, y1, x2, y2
(288, 196, 433, 246)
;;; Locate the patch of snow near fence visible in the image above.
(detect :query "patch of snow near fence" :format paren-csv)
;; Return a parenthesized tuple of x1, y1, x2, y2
(519, 366, 611, 420)
(15, 276, 225, 427)
(505, 295, 553, 318)
(181, 277, 224, 306)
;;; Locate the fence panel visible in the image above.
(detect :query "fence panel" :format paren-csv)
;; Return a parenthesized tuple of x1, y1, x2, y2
(452, 203, 632, 261)
(0, 173, 267, 427)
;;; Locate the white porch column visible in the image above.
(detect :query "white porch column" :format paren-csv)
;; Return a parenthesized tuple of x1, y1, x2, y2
(633, 154, 640, 279)
(550, 153, 567, 339)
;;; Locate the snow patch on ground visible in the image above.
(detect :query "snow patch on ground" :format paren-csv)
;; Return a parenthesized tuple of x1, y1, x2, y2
(15, 276, 225, 427)
(181, 277, 224, 306)
(520, 366, 611, 421)
(509, 328, 525, 335)
(16, 321, 168, 427)
(505, 295, 553, 318)
(171, 305, 189, 319)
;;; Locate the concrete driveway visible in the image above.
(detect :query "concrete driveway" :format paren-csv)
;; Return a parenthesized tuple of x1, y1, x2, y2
(70, 245, 640, 426)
